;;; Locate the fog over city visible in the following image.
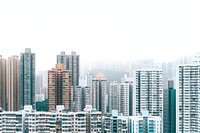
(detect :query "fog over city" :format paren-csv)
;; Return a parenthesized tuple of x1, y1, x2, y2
(0, 0, 200, 72)
(2, 1, 200, 133)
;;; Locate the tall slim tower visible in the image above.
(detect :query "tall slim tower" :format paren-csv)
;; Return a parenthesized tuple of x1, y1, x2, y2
(48, 64, 71, 111)
(177, 64, 200, 133)
(74, 86, 91, 112)
(0, 56, 7, 110)
(57, 51, 79, 102)
(109, 81, 120, 112)
(135, 69, 163, 117)
(163, 80, 176, 133)
(7, 56, 20, 111)
(120, 75, 134, 116)
(168, 80, 176, 133)
(20, 48, 35, 109)
(92, 73, 107, 114)
(35, 75, 44, 102)
(38, 71, 48, 99)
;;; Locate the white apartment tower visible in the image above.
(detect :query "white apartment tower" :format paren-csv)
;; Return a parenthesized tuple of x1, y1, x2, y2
(177, 63, 200, 133)
(103, 110, 129, 133)
(129, 111, 162, 133)
(120, 75, 134, 116)
(135, 69, 163, 117)
(74, 86, 91, 112)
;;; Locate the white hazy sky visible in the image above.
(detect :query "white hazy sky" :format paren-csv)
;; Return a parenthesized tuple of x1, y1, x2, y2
(0, 0, 200, 71)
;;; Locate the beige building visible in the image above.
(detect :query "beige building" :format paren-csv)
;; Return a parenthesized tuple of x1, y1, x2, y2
(120, 75, 134, 116)
(0, 56, 7, 110)
(7, 56, 20, 111)
(48, 64, 71, 111)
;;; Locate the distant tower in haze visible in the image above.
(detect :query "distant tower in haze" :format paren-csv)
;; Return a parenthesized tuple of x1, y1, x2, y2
(48, 64, 71, 111)
(37, 71, 48, 100)
(109, 81, 120, 112)
(7, 56, 20, 111)
(35, 74, 44, 102)
(0, 56, 7, 110)
(92, 73, 107, 114)
(57, 51, 79, 102)
(20, 48, 35, 109)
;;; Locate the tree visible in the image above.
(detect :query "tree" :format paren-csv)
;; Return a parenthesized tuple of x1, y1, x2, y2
(36, 99, 48, 111)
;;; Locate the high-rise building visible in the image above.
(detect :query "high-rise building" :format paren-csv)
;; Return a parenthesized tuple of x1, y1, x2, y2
(48, 64, 71, 111)
(37, 71, 48, 99)
(129, 111, 162, 133)
(74, 86, 91, 112)
(84, 105, 102, 133)
(35, 75, 42, 95)
(0, 56, 6, 110)
(62, 112, 87, 132)
(120, 75, 134, 116)
(163, 84, 169, 133)
(57, 51, 79, 102)
(167, 80, 176, 133)
(57, 51, 67, 69)
(135, 69, 163, 117)
(86, 72, 94, 88)
(22, 105, 63, 133)
(103, 110, 129, 133)
(92, 73, 107, 114)
(35, 74, 44, 102)
(63, 105, 102, 133)
(177, 64, 200, 133)
(103, 110, 162, 133)
(0, 105, 102, 133)
(0, 111, 22, 132)
(162, 63, 169, 133)
(7, 56, 20, 111)
(109, 81, 120, 112)
(167, 63, 173, 80)
(163, 80, 176, 133)
(20, 48, 35, 109)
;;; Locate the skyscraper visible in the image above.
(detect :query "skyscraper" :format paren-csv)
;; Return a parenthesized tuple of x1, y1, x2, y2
(37, 71, 48, 99)
(177, 64, 200, 132)
(167, 80, 176, 133)
(35, 75, 42, 95)
(20, 48, 35, 109)
(163, 80, 176, 133)
(162, 63, 169, 133)
(129, 111, 162, 133)
(120, 75, 134, 116)
(109, 81, 120, 112)
(0, 56, 7, 110)
(92, 73, 107, 114)
(74, 86, 91, 112)
(35, 74, 44, 102)
(7, 56, 20, 111)
(135, 69, 163, 117)
(103, 110, 129, 133)
(48, 64, 71, 111)
(57, 51, 79, 102)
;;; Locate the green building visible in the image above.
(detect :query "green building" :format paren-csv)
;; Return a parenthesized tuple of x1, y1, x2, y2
(20, 48, 35, 109)
(163, 80, 176, 133)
